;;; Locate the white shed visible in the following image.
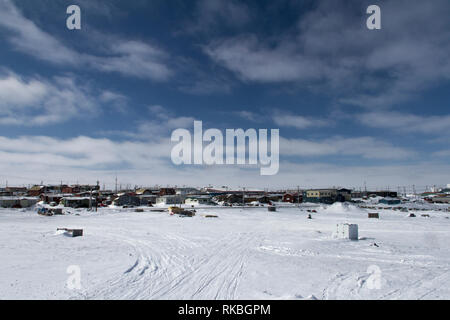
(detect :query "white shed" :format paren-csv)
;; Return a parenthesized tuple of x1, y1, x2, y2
(335, 223, 358, 240)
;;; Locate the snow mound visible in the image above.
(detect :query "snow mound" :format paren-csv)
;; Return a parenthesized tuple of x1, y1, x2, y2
(54, 230, 66, 236)
(322, 202, 362, 214)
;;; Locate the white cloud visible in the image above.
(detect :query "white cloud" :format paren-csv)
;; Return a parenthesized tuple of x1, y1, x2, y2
(0, 0, 172, 81)
(235, 111, 263, 122)
(358, 112, 450, 134)
(147, 105, 196, 131)
(0, 135, 172, 169)
(87, 40, 172, 81)
(100, 90, 128, 113)
(147, 105, 166, 116)
(0, 72, 101, 125)
(432, 149, 450, 158)
(0, 134, 446, 189)
(0, 0, 80, 64)
(234, 110, 330, 128)
(280, 136, 414, 160)
(205, 0, 450, 107)
(0, 74, 48, 107)
(100, 105, 196, 140)
(273, 114, 329, 129)
(205, 35, 320, 83)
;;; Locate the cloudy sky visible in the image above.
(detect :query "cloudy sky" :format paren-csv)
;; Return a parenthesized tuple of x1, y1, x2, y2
(0, 0, 449, 190)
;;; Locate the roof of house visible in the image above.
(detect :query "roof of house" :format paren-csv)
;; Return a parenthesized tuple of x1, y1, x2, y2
(0, 197, 39, 200)
(186, 195, 211, 199)
(157, 195, 182, 198)
(29, 186, 44, 191)
(136, 188, 152, 194)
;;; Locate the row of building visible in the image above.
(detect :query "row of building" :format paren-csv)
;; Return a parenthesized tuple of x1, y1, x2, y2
(421, 185, 450, 204)
(0, 184, 449, 209)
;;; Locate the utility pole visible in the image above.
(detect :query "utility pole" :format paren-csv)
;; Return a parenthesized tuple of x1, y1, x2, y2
(89, 187, 92, 211)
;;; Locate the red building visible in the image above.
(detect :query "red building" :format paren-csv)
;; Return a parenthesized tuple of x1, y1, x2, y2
(283, 193, 302, 203)
(27, 186, 45, 197)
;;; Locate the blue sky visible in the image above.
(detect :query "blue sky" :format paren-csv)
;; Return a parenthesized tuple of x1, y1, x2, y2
(0, 0, 449, 190)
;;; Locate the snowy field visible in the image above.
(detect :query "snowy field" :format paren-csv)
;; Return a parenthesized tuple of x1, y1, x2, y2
(1, 203, 449, 300)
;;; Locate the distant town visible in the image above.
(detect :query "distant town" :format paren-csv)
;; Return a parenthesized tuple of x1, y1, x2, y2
(1, 183, 449, 210)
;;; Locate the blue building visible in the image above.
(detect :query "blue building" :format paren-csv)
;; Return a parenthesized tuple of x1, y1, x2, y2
(379, 197, 401, 205)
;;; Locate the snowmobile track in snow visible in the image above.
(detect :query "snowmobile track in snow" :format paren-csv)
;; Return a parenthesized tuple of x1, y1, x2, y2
(85, 231, 255, 300)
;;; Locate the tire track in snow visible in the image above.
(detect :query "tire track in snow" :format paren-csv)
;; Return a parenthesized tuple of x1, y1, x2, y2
(380, 268, 450, 300)
(84, 232, 189, 299)
(148, 232, 252, 300)
(83, 230, 255, 300)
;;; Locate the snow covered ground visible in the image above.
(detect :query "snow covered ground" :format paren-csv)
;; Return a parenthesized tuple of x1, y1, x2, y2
(1, 203, 449, 300)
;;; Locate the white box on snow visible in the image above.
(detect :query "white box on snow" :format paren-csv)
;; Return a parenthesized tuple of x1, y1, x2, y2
(335, 223, 358, 240)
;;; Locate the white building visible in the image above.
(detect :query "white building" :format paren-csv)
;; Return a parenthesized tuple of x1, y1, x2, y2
(0, 197, 39, 208)
(185, 195, 213, 206)
(156, 195, 184, 206)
